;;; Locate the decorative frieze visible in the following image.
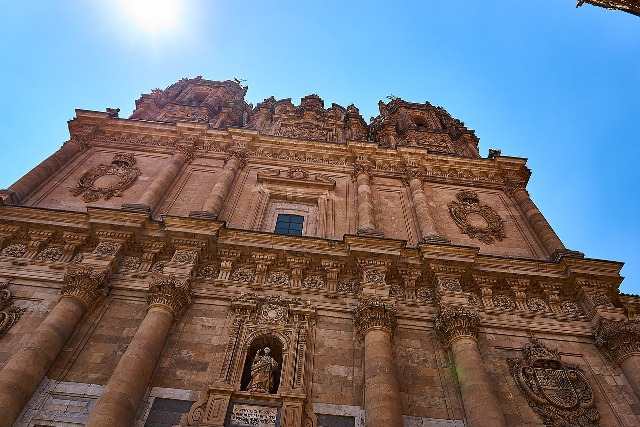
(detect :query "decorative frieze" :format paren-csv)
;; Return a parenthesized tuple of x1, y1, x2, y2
(353, 296, 397, 335)
(508, 339, 599, 427)
(435, 305, 479, 346)
(147, 274, 192, 317)
(61, 265, 109, 308)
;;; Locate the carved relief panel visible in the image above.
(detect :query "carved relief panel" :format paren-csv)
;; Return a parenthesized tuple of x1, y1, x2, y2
(70, 153, 141, 203)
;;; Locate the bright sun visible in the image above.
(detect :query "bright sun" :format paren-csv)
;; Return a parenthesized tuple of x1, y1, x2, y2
(118, 0, 183, 34)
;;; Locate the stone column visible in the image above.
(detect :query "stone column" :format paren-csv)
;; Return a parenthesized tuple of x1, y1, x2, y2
(2, 140, 84, 204)
(353, 297, 403, 427)
(353, 162, 382, 237)
(595, 318, 640, 399)
(404, 168, 449, 244)
(123, 147, 192, 213)
(0, 266, 107, 427)
(435, 306, 506, 427)
(507, 185, 567, 258)
(191, 151, 246, 219)
(87, 274, 191, 427)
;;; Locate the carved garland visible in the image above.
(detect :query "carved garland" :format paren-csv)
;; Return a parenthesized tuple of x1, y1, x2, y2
(508, 339, 599, 427)
(448, 190, 505, 244)
(70, 153, 141, 202)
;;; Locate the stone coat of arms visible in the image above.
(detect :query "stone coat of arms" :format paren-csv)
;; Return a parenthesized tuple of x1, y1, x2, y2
(70, 153, 140, 202)
(509, 339, 599, 427)
(448, 190, 505, 244)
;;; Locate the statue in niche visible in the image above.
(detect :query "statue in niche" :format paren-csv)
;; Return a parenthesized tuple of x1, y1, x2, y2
(246, 347, 279, 393)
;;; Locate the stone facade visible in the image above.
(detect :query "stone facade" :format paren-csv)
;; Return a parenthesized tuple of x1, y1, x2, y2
(0, 77, 638, 427)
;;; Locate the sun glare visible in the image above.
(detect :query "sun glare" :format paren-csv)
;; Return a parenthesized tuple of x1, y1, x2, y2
(118, 0, 183, 34)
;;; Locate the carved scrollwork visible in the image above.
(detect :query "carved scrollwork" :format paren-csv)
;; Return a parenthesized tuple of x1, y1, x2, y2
(302, 274, 325, 290)
(70, 153, 141, 203)
(1, 243, 27, 258)
(35, 246, 64, 262)
(265, 270, 290, 287)
(231, 265, 256, 284)
(508, 339, 599, 427)
(448, 190, 505, 244)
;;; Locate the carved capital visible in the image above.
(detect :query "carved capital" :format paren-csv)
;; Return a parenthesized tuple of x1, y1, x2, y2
(61, 265, 109, 309)
(435, 305, 479, 346)
(353, 296, 397, 335)
(147, 274, 192, 317)
(595, 318, 640, 364)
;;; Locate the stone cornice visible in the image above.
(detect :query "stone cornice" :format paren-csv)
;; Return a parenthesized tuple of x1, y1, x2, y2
(594, 318, 640, 364)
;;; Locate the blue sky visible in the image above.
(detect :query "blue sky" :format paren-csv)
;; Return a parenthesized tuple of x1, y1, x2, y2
(0, 1, 638, 293)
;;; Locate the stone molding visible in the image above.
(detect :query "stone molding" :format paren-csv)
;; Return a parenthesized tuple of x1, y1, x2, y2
(61, 265, 109, 309)
(353, 296, 397, 335)
(594, 318, 640, 364)
(434, 305, 479, 346)
(147, 274, 192, 317)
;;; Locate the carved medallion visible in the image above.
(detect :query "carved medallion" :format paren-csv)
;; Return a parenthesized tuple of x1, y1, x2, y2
(258, 303, 288, 324)
(509, 339, 599, 427)
(448, 190, 505, 244)
(71, 153, 141, 202)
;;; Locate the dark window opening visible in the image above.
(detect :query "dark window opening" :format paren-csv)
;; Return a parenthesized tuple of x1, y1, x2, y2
(274, 214, 304, 236)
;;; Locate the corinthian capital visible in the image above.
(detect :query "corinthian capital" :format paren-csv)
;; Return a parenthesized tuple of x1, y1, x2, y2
(595, 318, 640, 364)
(61, 265, 109, 309)
(353, 296, 397, 335)
(435, 305, 479, 346)
(147, 274, 192, 317)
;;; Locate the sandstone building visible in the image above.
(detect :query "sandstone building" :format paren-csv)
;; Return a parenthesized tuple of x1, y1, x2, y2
(0, 77, 638, 427)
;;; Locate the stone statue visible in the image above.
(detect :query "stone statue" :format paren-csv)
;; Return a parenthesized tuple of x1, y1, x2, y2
(246, 347, 279, 393)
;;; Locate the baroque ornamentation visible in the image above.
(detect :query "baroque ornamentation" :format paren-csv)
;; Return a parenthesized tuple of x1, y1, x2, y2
(302, 274, 325, 290)
(93, 241, 120, 257)
(416, 287, 435, 304)
(434, 305, 480, 346)
(265, 271, 290, 287)
(61, 265, 109, 308)
(35, 246, 63, 262)
(594, 318, 640, 364)
(197, 264, 219, 280)
(147, 274, 192, 317)
(337, 277, 360, 294)
(353, 296, 397, 335)
(70, 153, 141, 202)
(230, 265, 256, 284)
(562, 301, 583, 317)
(258, 303, 289, 324)
(2, 243, 27, 258)
(448, 190, 506, 244)
(509, 339, 600, 427)
(0, 281, 26, 338)
(120, 256, 142, 272)
(527, 297, 549, 312)
(172, 249, 199, 265)
(493, 294, 516, 311)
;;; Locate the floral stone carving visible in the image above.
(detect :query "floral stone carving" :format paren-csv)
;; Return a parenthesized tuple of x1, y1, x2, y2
(70, 153, 141, 202)
(0, 281, 26, 337)
(353, 296, 397, 335)
(448, 190, 505, 244)
(508, 339, 599, 427)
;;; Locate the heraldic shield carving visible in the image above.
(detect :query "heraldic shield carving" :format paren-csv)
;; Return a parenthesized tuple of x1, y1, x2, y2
(509, 339, 600, 427)
(448, 190, 505, 244)
(70, 153, 141, 202)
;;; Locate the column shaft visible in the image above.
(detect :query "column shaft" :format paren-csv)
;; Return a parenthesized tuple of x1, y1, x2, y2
(0, 297, 86, 427)
(201, 156, 241, 215)
(511, 187, 564, 255)
(363, 328, 403, 427)
(450, 337, 506, 427)
(356, 172, 376, 233)
(7, 141, 83, 203)
(87, 306, 174, 426)
(137, 152, 187, 209)
(409, 178, 438, 239)
(621, 355, 640, 399)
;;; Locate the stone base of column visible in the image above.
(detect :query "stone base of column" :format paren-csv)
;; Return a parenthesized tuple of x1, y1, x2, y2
(121, 203, 151, 214)
(419, 234, 451, 245)
(189, 211, 218, 220)
(552, 249, 585, 262)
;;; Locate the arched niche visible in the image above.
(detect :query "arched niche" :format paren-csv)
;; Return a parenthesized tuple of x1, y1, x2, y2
(240, 334, 284, 394)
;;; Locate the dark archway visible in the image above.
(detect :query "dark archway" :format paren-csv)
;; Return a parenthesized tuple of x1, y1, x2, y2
(240, 335, 284, 394)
